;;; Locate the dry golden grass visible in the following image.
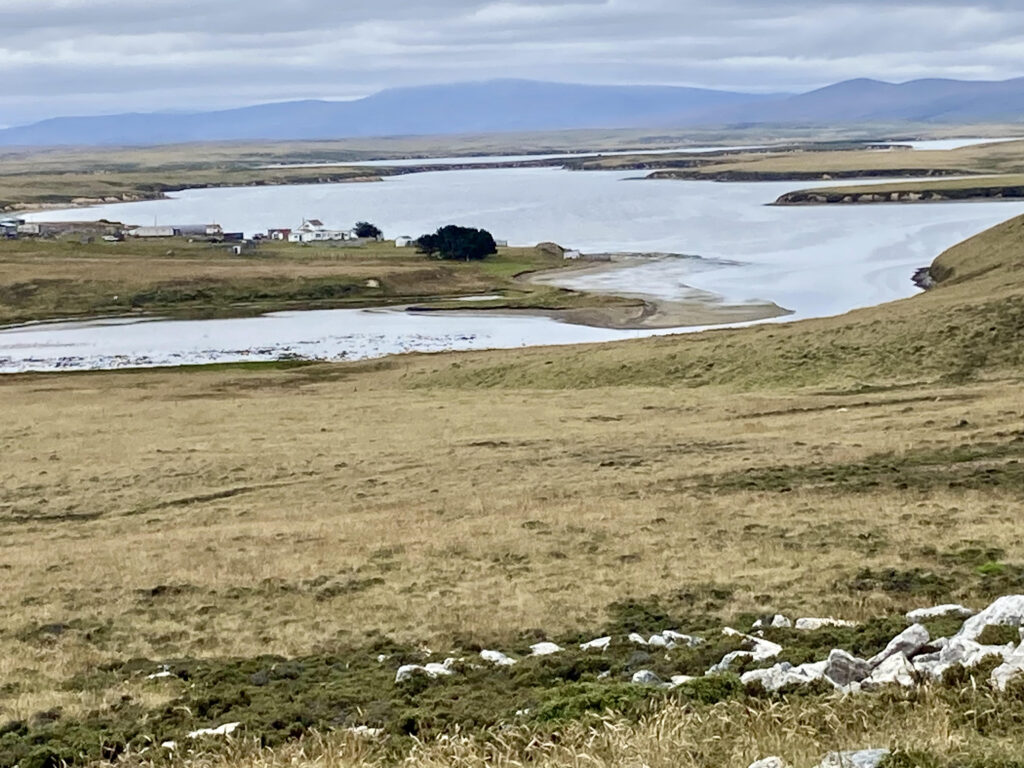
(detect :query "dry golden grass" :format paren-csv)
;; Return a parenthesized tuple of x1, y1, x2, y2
(1, 361, 1021, 720)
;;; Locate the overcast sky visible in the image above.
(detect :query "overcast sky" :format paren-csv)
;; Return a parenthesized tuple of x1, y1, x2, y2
(2, 0, 1023, 126)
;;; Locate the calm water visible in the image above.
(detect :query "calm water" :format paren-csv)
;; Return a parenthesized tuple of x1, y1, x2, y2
(10, 166, 1024, 372)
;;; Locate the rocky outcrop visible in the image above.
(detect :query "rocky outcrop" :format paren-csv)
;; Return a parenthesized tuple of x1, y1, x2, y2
(957, 595, 1024, 641)
(824, 650, 874, 688)
(862, 653, 916, 690)
(868, 624, 930, 667)
(388, 596, 1024, 697)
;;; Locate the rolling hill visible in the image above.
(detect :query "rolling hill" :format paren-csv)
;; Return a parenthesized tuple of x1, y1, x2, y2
(5, 76, 1024, 147)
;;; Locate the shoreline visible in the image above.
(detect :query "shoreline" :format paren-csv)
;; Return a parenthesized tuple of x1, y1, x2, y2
(408, 255, 793, 330)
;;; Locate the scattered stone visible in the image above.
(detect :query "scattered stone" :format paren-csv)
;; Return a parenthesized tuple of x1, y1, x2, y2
(581, 636, 612, 652)
(729, 629, 784, 661)
(395, 659, 458, 683)
(147, 666, 174, 680)
(742, 660, 828, 692)
(771, 615, 793, 629)
(711, 630, 783, 674)
(662, 630, 704, 647)
(957, 595, 1024, 642)
(824, 649, 873, 688)
(631, 670, 663, 686)
(906, 604, 975, 623)
(530, 642, 563, 656)
(597, 670, 612, 680)
(669, 674, 697, 688)
(863, 653, 916, 689)
(160, 741, 177, 750)
(927, 636, 1016, 679)
(749, 758, 789, 768)
(991, 642, 1024, 691)
(188, 722, 241, 739)
(648, 634, 670, 648)
(376, 654, 390, 663)
(817, 749, 890, 768)
(796, 618, 859, 631)
(628, 633, 649, 646)
(480, 650, 517, 666)
(868, 623, 930, 667)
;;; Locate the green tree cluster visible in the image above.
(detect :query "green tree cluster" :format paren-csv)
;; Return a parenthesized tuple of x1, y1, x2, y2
(416, 225, 497, 261)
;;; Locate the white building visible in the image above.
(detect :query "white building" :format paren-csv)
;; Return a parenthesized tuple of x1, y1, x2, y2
(288, 219, 353, 243)
(395, 236, 415, 248)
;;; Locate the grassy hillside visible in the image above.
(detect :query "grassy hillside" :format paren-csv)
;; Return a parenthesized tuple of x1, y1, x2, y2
(1, 216, 1023, 767)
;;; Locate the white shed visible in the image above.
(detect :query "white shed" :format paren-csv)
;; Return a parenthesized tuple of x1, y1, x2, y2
(395, 236, 415, 248)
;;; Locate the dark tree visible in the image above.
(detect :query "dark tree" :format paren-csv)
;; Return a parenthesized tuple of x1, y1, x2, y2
(416, 225, 497, 261)
(354, 221, 383, 239)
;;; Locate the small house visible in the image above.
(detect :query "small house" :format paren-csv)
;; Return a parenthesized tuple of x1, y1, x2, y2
(395, 236, 415, 248)
(288, 219, 351, 243)
(563, 250, 583, 260)
(17, 223, 42, 236)
(267, 228, 291, 241)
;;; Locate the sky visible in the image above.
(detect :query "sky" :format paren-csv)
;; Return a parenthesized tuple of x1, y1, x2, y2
(2, 0, 1023, 126)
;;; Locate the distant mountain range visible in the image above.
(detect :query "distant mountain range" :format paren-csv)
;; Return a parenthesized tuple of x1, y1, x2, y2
(4, 77, 1024, 147)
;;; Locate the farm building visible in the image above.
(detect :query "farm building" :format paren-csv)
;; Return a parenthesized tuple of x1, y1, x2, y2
(267, 228, 292, 241)
(288, 219, 354, 243)
(395, 236, 415, 247)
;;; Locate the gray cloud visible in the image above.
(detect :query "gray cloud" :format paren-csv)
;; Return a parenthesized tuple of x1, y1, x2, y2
(2, 0, 1024, 125)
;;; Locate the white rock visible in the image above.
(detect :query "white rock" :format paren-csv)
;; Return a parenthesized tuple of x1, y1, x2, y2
(928, 637, 1016, 679)
(188, 722, 241, 739)
(868, 624, 930, 667)
(742, 660, 828, 692)
(709, 650, 755, 674)
(710, 631, 783, 673)
(906, 604, 975, 623)
(376, 654, 390, 663)
(580, 636, 612, 652)
(628, 633, 649, 646)
(631, 670, 663, 686)
(160, 741, 177, 750)
(395, 658, 457, 683)
(480, 650, 517, 666)
(147, 670, 175, 680)
(957, 595, 1024, 641)
(824, 650, 873, 688)
(597, 670, 612, 680)
(771, 615, 794, 629)
(863, 652, 916, 689)
(749, 758, 789, 768)
(648, 634, 670, 648)
(669, 674, 697, 688)
(530, 642, 563, 656)
(991, 642, 1024, 691)
(796, 618, 859, 631)
(662, 630, 704, 647)
(817, 749, 890, 768)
